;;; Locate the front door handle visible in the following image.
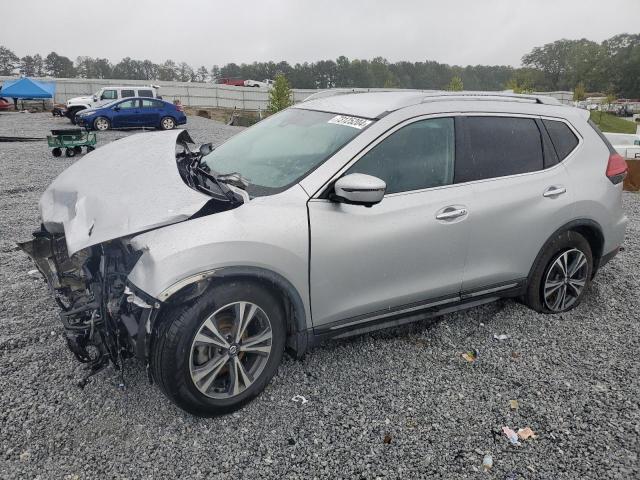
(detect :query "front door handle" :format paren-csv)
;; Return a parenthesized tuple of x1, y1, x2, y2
(436, 207, 468, 220)
(543, 186, 567, 198)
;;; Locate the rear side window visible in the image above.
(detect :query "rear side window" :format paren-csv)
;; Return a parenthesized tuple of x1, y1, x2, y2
(138, 89, 153, 97)
(121, 89, 135, 98)
(346, 117, 455, 194)
(455, 116, 544, 183)
(141, 99, 163, 108)
(543, 120, 579, 159)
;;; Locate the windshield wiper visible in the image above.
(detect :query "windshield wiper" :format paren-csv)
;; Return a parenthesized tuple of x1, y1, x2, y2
(215, 172, 250, 190)
(193, 166, 243, 204)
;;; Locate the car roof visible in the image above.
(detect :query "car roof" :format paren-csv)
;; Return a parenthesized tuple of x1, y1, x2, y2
(294, 90, 570, 120)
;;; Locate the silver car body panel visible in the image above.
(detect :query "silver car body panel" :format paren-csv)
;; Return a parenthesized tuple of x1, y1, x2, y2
(127, 184, 312, 327)
(39, 130, 211, 255)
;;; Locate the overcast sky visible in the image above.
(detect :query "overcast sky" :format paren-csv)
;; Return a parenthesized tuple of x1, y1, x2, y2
(1, 0, 638, 67)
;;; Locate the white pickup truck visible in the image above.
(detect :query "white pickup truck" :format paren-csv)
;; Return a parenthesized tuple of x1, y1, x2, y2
(243, 79, 274, 88)
(65, 85, 161, 123)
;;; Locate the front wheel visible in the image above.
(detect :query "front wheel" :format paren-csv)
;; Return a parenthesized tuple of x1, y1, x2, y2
(152, 281, 286, 416)
(93, 117, 110, 131)
(524, 231, 593, 313)
(159, 116, 176, 130)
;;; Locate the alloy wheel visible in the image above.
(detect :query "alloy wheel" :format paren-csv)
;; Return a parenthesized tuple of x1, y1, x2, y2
(543, 248, 588, 312)
(162, 117, 175, 129)
(94, 118, 109, 131)
(189, 301, 273, 399)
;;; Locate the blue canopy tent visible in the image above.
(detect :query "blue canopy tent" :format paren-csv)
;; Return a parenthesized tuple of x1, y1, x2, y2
(0, 77, 56, 110)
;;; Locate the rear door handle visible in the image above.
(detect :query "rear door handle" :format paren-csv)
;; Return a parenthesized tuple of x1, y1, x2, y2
(543, 186, 567, 198)
(436, 207, 468, 220)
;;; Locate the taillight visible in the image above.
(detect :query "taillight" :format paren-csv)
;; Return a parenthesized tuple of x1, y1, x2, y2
(176, 105, 184, 112)
(606, 153, 627, 184)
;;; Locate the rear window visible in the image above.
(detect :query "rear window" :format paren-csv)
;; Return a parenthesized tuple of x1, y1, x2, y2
(543, 120, 579, 159)
(455, 116, 544, 183)
(138, 89, 154, 97)
(121, 89, 135, 98)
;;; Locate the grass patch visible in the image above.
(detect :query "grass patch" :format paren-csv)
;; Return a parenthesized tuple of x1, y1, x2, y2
(590, 111, 637, 134)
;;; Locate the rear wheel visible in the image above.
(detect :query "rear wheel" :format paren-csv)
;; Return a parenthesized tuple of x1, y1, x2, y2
(152, 281, 286, 416)
(524, 231, 593, 313)
(65, 148, 76, 158)
(160, 116, 176, 130)
(52, 147, 62, 157)
(73, 146, 82, 155)
(94, 117, 110, 131)
(86, 146, 95, 153)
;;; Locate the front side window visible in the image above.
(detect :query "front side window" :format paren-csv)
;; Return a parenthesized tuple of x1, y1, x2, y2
(455, 116, 544, 183)
(202, 109, 369, 197)
(346, 117, 455, 194)
(116, 99, 138, 109)
(100, 89, 117, 100)
(138, 89, 154, 97)
(121, 89, 135, 98)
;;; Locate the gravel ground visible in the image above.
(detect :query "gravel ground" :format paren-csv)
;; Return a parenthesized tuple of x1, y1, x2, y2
(1, 112, 638, 479)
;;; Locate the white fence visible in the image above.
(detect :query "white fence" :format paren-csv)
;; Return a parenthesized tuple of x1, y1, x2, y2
(0, 76, 317, 111)
(0, 76, 575, 110)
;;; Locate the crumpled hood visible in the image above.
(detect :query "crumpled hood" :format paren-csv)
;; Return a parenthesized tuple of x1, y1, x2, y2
(40, 130, 211, 255)
(68, 95, 93, 104)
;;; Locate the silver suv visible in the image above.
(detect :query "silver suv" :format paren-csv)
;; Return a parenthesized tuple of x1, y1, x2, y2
(20, 92, 628, 415)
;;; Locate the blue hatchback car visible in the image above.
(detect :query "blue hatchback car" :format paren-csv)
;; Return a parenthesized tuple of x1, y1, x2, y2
(76, 97, 187, 131)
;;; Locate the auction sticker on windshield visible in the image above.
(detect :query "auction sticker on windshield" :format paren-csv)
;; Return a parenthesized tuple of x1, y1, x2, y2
(328, 115, 372, 129)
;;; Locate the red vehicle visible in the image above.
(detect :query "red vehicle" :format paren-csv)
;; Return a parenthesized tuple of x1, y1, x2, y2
(0, 98, 13, 111)
(216, 78, 245, 86)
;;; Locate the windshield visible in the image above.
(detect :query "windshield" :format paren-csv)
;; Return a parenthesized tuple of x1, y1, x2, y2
(202, 108, 371, 196)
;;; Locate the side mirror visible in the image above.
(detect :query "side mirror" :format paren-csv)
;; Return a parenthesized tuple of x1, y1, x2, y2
(93, 95, 98, 102)
(113, 106, 120, 111)
(332, 173, 386, 207)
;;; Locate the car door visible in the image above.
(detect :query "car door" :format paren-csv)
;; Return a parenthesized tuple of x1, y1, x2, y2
(111, 99, 141, 128)
(140, 99, 163, 127)
(456, 114, 575, 294)
(308, 116, 474, 329)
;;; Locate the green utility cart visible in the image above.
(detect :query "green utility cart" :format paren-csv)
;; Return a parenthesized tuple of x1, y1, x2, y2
(47, 129, 97, 157)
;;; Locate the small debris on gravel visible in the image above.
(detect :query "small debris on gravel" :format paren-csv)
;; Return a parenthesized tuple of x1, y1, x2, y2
(1, 112, 639, 479)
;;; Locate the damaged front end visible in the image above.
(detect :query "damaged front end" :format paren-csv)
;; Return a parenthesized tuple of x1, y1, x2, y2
(19, 230, 155, 384)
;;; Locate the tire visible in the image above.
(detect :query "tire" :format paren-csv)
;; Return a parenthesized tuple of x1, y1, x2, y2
(524, 231, 593, 313)
(86, 146, 95, 153)
(67, 107, 84, 124)
(152, 280, 286, 416)
(52, 147, 62, 157)
(159, 116, 176, 130)
(73, 146, 82, 155)
(65, 148, 76, 158)
(93, 117, 110, 131)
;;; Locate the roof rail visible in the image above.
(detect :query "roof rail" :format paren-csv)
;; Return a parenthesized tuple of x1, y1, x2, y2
(420, 91, 562, 106)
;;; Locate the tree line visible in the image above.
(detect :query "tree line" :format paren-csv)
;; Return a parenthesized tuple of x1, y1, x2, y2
(0, 33, 638, 97)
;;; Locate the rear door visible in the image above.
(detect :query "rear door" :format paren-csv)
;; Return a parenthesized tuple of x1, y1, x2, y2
(139, 99, 163, 127)
(457, 114, 575, 294)
(309, 116, 473, 329)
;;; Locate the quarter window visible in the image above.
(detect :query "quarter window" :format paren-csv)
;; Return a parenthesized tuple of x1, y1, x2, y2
(543, 120, 579, 160)
(138, 89, 154, 97)
(455, 117, 544, 183)
(346, 117, 455, 194)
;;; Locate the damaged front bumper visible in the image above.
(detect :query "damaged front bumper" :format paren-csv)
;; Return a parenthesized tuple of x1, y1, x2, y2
(19, 226, 161, 381)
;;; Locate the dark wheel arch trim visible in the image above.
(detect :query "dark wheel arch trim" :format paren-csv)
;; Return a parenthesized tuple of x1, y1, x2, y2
(527, 219, 605, 282)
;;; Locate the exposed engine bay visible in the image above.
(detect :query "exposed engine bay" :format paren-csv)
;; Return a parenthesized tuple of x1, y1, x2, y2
(18, 133, 248, 386)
